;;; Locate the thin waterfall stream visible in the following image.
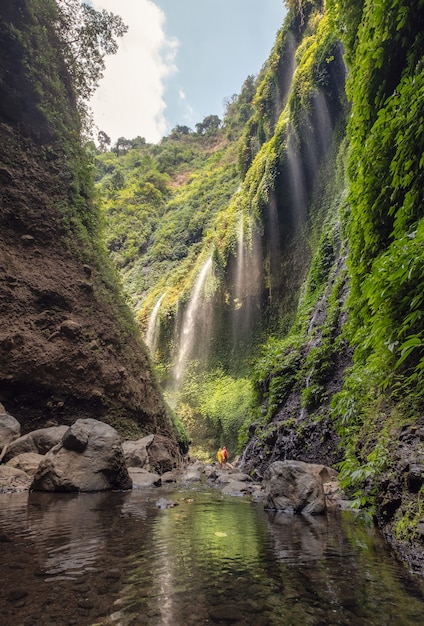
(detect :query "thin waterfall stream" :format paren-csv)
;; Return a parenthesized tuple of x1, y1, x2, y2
(145, 293, 166, 354)
(174, 256, 213, 383)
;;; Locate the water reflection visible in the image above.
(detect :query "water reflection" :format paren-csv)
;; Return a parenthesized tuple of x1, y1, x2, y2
(0, 487, 424, 625)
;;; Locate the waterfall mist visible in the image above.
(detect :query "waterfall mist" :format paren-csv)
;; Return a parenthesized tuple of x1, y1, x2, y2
(145, 293, 166, 354)
(173, 256, 213, 385)
(231, 215, 262, 362)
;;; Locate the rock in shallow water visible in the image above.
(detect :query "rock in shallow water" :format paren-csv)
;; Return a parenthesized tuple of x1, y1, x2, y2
(31, 419, 132, 492)
(263, 460, 326, 514)
(128, 467, 161, 488)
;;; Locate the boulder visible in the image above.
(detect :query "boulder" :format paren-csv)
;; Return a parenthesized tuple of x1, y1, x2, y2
(307, 463, 338, 483)
(147, 435, 178, 474)
(6, 452, 44, 476)
(0, 466, 32, 491)
(128, 467, 161, 488)
(161, 470, 178, 483)
(180, 466, 202, 482)
(203, 465, 218, 480)
(0, 410, 21, 460)
(123, 434, 178, 474)
(263, 460, 326, 515)
(215, 470, 252, 484)
(156, 497, 178, 509)
(62, 420, 90, 452)
(122, 434, 154, 469)
(31, 419, 132, 492)
(2, 425, 68, 463)
(221, 480, 252, 497)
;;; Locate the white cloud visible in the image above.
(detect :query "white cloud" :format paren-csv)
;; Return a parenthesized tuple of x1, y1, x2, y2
(90, 0, 178, 144)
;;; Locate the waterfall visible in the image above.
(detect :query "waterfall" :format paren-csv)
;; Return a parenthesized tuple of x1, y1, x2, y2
(231, 215, 262, 359)
(287, 134, 307, 224)
(174, 256, 213, 382)
(234, 216, 245, 310)
(145, 293, 165, 353)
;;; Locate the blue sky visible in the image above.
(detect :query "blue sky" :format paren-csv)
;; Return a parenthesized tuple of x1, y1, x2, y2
(90, 0, 286, 143)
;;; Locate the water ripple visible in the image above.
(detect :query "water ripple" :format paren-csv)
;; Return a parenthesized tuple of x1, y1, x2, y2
(1, 488, 424, 625)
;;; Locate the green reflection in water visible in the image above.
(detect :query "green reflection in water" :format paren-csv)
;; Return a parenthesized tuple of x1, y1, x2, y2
(119, 490, 268, 624)
(114, 489, 424, 626)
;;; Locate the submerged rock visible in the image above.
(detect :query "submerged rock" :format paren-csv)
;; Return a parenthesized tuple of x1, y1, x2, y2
(263, 460, 326, 515)
(31, 419, 132, 492)
(156, 497, 178, 509)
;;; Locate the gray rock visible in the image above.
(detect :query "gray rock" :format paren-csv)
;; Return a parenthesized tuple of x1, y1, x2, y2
(156, 497, 178, 509)
(203, 465, 218, 480)
(147, 436, 178, 473)
(407, 464, 424, 493)
(122, 434, 154, 469)
(417, 519, 424, 537)
(263, 460, 326, 515)
(62, 421, 90, 452)
(251, 486, 266, 502)
(308, 463, 338, 483)
(0, 411, 21, 460)
(161, 470, 178, 483)
(221, 480, 252, 496)
(2, 426, 68, 463)
(128, 467, 161, 488)
(0, 466, 32, 491)
(180, 467, 202, 482)
(31, 419, 132, 492)
(215, 470, 252, 484)
(6, 452, 44, 476)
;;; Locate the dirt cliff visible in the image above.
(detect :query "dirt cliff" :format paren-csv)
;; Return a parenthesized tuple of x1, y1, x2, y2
(0, 0, 176, 444)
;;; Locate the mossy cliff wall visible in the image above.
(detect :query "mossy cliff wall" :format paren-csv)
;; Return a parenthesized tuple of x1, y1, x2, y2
(239, 0, 424, 571)
(0, 0, 176, 442)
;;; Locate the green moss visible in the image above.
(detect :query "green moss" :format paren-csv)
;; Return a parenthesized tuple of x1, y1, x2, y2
(394, 494, 424, 544)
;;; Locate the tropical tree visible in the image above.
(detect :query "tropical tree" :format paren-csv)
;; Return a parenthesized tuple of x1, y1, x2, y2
(55, 0, 128, 103)
(97, 130, 111, 151)
(195, 115, 222, 136)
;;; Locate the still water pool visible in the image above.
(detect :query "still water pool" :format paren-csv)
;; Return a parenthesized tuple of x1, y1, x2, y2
(1, 486, 424, 625)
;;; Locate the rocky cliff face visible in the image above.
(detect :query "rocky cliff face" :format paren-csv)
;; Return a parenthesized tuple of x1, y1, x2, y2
(0, 1, 176, 444)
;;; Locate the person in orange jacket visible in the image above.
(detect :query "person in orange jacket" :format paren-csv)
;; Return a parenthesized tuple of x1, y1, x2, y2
(216, 447, 225, 468)
(217, 446, 228, 468)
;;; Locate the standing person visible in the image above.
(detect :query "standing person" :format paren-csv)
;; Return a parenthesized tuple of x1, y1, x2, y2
(222, 446, 228, 466)
(216, 447, 225, 468)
